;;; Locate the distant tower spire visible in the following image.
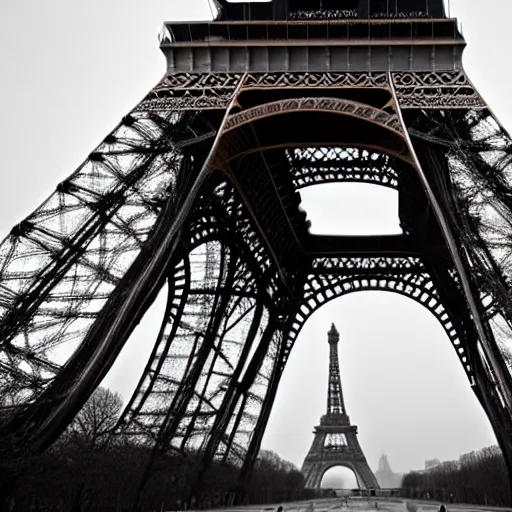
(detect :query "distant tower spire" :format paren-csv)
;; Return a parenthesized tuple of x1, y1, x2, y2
(378, 452, 392, 473)
(327, 323, 346, 416)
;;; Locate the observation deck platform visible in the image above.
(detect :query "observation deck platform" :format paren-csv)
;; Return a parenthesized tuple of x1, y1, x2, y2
(160, 18, 464, 74)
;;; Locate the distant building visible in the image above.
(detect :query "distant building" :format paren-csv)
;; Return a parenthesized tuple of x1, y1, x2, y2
(374, 454, 402, 488)
(425, 458, 441, 471)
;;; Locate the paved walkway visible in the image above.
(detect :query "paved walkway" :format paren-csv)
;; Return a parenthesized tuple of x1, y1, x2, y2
(406, 502, 512, 512)
(215, 497, 406, 512)
(205, 497, 512, 512)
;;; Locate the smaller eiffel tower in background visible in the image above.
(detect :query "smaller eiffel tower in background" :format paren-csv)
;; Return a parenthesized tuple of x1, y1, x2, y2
(301, 324, 378, 489)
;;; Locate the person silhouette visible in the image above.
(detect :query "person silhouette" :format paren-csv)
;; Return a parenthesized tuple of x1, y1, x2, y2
(439, 504, 446, 512)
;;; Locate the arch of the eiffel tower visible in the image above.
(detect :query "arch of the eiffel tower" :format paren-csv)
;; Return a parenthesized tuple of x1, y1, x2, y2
(2, 0, 512, 503)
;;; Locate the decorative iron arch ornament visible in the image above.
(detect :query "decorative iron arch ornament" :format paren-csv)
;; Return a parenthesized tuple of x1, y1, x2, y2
(286, 147, 400, 190)
(223, 97, 404, 137)
(3, 1, 512, 508)
(286, 257, 473, 381)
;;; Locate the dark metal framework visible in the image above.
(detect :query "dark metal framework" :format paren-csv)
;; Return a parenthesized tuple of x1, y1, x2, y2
(301, 324, 378, 489)
(2, 0, 512, 503)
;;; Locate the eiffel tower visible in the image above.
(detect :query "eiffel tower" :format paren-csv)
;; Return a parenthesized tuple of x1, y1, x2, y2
(2, 0, 512, 504)
(301, 324, 378, 489)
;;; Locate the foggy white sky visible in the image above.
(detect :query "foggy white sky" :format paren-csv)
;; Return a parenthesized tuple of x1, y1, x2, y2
(0, 0, 511, 477)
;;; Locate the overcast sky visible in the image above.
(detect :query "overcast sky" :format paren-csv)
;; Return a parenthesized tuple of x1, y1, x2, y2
(1, 0, 511, 480)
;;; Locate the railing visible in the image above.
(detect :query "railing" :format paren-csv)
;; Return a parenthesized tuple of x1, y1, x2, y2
(289, 10, 435, 20)
(163, 19, 463, 46)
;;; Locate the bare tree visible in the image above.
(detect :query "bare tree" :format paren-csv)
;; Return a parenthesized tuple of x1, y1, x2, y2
(66, 386, 123, 451)
(402, 445, 510, 505)
(0, 375, 24, 409)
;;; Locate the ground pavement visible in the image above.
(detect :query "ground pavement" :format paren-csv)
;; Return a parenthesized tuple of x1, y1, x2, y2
(196, 497, 512, 512)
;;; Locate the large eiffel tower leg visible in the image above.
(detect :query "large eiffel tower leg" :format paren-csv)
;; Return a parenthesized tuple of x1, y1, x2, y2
(231, 328, 290, 505)
(0, 78, 243, 502)
(403, 102, 512, 483)
(110, 172, 290, 507)
(188, 317, 277, 499)
(345, 433, 380, 490)
(0, 65, 309, 505)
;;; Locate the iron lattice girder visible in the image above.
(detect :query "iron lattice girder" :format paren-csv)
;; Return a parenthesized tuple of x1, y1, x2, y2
(290, 255, 473, 382)
(222, 148, 308, 290)
(214, 93, 419, 281)
(219, 97, 411, 166)
(140, 71, 485, 111)
(0, 110, 216, 404)
(312, 256, 425, 275)
(0, 107, 226, 459)
(223, 97, 404, 137)
(408, 108, 512, 415)
(115, 179, 285, 472)
(284, 147, 399, 190)
(162, 18, 464, 76)
(224, 144, 407, 259)
(187, 178, 284, 300)
(304, 234, 416, 257)
(410, 108, 512, 319)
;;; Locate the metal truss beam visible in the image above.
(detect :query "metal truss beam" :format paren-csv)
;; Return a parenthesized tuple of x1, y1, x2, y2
(284, 147, 399, 190)
(304, 234, 417, 257)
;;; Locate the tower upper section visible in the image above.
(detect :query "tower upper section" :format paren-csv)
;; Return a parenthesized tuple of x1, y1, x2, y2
(216, 0, 446, 22)
(160, 0, 463, 74)
(328, 323, 340, 345)
(327, 323, 346, 416)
